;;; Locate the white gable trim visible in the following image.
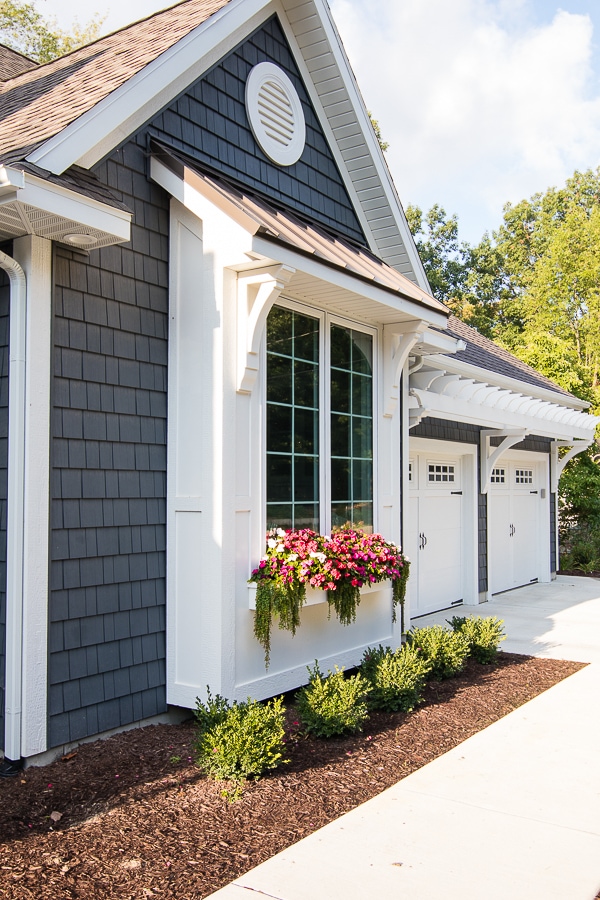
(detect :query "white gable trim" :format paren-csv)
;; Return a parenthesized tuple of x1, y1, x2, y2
(27, 0, 275, 174)
(25, 0, 428, 285)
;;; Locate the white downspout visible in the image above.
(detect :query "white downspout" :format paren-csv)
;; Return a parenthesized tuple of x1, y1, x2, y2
(0, 250, 27, 762)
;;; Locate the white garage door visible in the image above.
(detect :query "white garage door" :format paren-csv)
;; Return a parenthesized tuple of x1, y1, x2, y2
(489, 460, 543, 594)
(408, 454, 464, 616)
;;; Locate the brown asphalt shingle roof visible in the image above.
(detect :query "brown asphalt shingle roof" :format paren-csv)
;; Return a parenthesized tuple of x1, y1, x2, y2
(442, 315, 573, 398)
(0, 45, 38, 81)
(0, 0, 232, 162)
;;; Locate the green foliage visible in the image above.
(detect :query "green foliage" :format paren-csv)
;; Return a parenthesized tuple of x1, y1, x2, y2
(406, 625, 470, 680)
(194, 690, 287, 783)
(296, 664, 371, 738)
(406, 203, 469, 307)
(559, 521, 600, 574)
(368, 111, 389, 152)
(0, 0, 104, 62)
(253, 580, 305, 668)
(447, 615, 506, 664)
(360, 644, 431, 712)
(559, 445, 600, 530)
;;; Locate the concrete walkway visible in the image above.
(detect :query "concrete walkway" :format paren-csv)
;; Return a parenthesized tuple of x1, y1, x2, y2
(207, 576, 600, 900)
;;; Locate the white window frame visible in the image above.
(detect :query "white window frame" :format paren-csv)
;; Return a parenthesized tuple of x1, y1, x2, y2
(261, 296, 378, 537)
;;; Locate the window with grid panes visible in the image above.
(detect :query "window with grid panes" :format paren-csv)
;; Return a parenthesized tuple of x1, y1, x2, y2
(265, 306, 373, 532)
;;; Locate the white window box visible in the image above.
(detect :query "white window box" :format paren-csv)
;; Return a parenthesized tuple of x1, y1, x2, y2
(248, 581, 383, 610)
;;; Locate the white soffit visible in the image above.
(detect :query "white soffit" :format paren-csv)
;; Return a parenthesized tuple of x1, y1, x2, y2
(24, 0, 428, 287)
(0, 167, 131, 249)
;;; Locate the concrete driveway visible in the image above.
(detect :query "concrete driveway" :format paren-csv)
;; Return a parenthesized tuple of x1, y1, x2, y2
(207, 577, 600, 900)
(415, 573, 600, 663)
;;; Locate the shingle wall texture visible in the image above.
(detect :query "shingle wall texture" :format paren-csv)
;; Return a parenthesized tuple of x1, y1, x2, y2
(47, 137, 168, 748)
(0, 265, 9, 751)
(148, 16, 365, 244)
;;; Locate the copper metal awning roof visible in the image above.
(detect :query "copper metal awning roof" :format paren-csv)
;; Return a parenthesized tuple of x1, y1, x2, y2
(151, 143, 449, 323)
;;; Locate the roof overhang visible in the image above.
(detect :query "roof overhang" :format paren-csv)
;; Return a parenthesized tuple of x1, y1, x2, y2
(150, 152, 449, 330)
(0, 165, 131, 249)
(21, 0, 429, 286)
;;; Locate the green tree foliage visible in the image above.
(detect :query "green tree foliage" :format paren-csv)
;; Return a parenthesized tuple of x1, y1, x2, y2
(368, 111, 389, 153)
(407, 171, 600, 537)
(0, 0, 104, 63)
(407, 169, 600, 411)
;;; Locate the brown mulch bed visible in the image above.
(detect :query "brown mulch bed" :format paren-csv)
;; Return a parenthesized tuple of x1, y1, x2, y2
(0, 653, 584, 899)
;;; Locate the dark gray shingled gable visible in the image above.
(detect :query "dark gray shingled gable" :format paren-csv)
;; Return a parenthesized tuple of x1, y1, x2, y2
(410, 418, 552, 595)
(48, 136, 168, 749)
(147, 16, 365, 246)
(0, 265, 8, 750)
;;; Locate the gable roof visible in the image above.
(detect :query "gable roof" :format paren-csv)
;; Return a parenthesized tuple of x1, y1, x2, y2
(0, 0, 232, 161)
(0, 0, 428, 288)
(0, 44, 38, 81)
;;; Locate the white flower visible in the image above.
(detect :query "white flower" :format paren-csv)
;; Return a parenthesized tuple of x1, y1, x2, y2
(287, 554, 298, 562)
(276, 543, 285, 553)
(310, 551, 326, 563)
(267, 538, 277, 549)
(276, 528, 286, 537)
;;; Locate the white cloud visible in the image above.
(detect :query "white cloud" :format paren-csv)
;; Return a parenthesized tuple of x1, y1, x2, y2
(330, 0, 600, 241)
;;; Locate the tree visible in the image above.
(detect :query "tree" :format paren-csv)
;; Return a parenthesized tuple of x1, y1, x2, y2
(368, 112, 389, 153)
(408, 169, 600, 410)
(0, 0, 104, 62)
(405, 203, 468, 307)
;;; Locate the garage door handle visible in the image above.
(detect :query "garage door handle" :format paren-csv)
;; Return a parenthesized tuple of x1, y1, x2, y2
(451, 491, 462, 495)
(419, 532, 428, 549)
(530, 490, 538, 494)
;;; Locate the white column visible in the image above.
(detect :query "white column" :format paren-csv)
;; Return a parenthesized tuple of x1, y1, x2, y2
(12, 235, 52, 758)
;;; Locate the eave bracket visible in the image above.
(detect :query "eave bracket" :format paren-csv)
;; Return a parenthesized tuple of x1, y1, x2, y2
(480, 428, 528, 493)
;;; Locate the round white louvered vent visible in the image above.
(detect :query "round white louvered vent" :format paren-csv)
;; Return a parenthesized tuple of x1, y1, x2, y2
(245, 62, 306, 166)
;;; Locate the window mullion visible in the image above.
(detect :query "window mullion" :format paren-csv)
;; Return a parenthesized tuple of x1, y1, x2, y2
(321, 312, 330, 536)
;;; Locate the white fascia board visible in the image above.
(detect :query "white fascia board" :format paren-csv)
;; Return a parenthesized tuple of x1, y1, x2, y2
(425, 353, 590, 411)
(416, 391, 596, 441)
(12, 170, 131, 240)
(151, 156, 252, 260)
(0, 165, 25, 193)
(251, 232, 448, 328)
(299, 0, 430, 290)
(27, 0, 277, 174)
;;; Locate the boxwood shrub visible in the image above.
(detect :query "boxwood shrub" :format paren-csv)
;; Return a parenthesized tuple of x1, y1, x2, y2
(407, 624, 470, 679)
(360, 644, 431, 712)
(296, 664, 371, 738)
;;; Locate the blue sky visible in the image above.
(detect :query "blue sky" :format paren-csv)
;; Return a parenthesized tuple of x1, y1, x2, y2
(38, 0, 600, 245)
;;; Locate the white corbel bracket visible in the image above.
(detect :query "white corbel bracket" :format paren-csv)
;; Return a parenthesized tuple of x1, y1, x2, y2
(550, 439, 593, 493)
(383, 321, 426, 418)
(237, 264, 296, 394)
(480, 428, 528, 494)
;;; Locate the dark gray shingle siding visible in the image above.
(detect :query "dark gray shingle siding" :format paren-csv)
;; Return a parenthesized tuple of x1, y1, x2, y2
(48, 136, 168, 749)
(0, 267, 8, 750)
(148, 16, 365, 246)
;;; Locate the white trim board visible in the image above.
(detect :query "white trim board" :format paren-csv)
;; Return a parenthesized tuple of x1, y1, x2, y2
(25, 0, 428, 284)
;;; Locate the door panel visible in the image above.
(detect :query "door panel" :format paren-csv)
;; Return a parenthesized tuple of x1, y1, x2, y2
(489, 493, 512, 594)
(489, 460, 541, 594)
(418, 493, 462, 612)
(409, 453, 463, 616)
(512, 492, 539, 587)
